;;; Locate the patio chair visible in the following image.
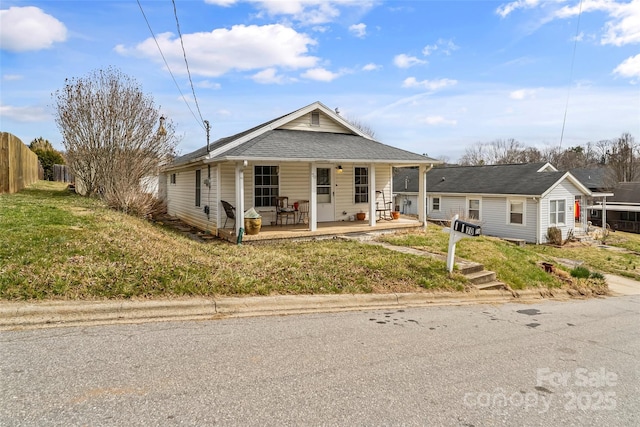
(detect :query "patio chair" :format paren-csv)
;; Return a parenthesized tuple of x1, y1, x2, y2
(221, 200, 236, 228)
(297, 200, 309, 224)
(375, 190, 393, 221)
(275, 196, 296, 225)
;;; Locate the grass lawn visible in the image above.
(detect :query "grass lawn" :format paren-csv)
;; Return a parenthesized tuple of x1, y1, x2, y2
(382, 223, 640, 289)
(1, 182, 468, 300)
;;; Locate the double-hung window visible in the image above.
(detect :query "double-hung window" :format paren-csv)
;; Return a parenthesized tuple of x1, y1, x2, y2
(354, 167, 369, 203)
(432, 196, 440, 212)
(254, 166, 279, 207)
(509, 200, 524, 225)
(468, 198, 480, 220)
(549, 199, 566, 225)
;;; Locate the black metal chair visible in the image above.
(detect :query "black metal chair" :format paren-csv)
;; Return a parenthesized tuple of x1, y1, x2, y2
(221, 200, 235, 228)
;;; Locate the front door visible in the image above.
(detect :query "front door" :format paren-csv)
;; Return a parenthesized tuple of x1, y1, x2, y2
(316, 166, 334, 222)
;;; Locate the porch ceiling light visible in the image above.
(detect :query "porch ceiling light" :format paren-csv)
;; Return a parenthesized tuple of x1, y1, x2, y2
(336, 165, 343, 173)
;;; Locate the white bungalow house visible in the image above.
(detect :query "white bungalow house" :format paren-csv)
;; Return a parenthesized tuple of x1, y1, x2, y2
(426, 162, 592, 244)
(162, 101, 439, 240)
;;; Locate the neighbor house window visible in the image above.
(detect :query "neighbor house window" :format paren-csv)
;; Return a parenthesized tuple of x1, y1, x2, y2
(432, 196, 440, 212)
(254, 166, 279, 207)
(354, 167, 369, 203)
(311, 111, 320, 126)
(170, 173, 176, 185)
(509, 199, 524, 225)
(468, 198, 480, 220)
(195, 170, 201, 207)
(550, 199, 566, 225)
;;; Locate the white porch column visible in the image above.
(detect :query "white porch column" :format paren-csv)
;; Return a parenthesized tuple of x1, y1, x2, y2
(368, 163, 376, 226)
(602, 196, 607, 234)
(235, 162, 245, 237)
(419, 164, 427, 231)
(310, 163, 317, 232)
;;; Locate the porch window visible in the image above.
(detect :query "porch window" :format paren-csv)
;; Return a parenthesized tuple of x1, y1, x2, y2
(170, 173, 176, 185)
(550, 199, 566, 225)
(254, 165, 279, 207)
(354, 167, 369, 203)
(468, 198, 480, 220)
(508, 199, 524, 225)
(432, 196, 440, 212)
(195, 170, 201, 207)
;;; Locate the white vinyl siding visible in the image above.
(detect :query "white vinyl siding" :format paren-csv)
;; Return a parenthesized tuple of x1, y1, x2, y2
(539, 179, 584, 243)
(279, 111, 352, 133)
(166, 166, 217, 233)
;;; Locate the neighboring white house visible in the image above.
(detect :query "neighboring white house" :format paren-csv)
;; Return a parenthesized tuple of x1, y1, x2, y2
(426, 162, 592, 244)
(162, 101, 440, 237)
(393, 167, 419, 215)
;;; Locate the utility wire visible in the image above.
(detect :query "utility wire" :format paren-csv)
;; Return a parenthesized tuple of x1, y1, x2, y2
(559, 0, 583, 149)
(172, 0, 206, 126)
(136, 0, 205, 131)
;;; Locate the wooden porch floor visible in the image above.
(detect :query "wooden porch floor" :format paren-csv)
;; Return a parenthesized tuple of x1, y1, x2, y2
(218, 217, 422, 243)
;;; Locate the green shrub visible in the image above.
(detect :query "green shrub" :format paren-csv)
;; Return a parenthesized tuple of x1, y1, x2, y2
(570, 266, 590, 279)
(590, 271, 605, 280)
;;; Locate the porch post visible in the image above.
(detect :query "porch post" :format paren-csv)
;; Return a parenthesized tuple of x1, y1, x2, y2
(369, 163, 376, 226)
(602, 196, 607, 235)
(310, 163, 317, 232)
(419, 164, 427, 231)
(235, 162, 245, 236)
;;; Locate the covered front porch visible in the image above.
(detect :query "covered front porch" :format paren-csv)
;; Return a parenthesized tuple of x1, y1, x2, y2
(218, 216, 422, 243)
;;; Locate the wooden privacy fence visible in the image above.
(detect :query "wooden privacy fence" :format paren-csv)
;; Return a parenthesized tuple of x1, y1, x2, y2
(53, 164, 73, 183)
(0, 132, 41, 194)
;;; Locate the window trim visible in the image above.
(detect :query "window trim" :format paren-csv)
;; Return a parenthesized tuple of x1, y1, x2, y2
(467, 197, 481, 221)
(431, 196, 441, 212)
(507, 198, 526, 226)
(549, 199, 566, 226)
(354, 166, 369, 204)
(254, 165, 279, 208)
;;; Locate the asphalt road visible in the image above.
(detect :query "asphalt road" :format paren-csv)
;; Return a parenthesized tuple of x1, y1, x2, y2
(1, 295, 639, 426)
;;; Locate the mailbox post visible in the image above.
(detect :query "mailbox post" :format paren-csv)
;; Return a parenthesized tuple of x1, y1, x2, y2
(445, 214, 481, 273)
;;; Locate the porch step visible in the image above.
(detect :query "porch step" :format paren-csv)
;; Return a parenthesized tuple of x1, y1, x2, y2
(456, 261, 485, 275)
(465, 270, 497, 285)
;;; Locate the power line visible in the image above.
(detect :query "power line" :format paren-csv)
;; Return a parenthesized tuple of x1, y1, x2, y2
(136, 0, 205, 131)
(559, 0, 584, 149)
(172, 0, 206, 126)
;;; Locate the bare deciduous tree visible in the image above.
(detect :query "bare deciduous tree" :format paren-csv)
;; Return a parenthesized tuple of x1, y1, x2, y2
(604, 132, 639, 184)
(53, 67, 178, 216)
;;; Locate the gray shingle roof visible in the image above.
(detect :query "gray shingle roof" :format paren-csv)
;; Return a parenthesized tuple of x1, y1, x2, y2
(216, 129, 434, 163)
(609, 182, 640, 203)
(426, 163, 570, 196)
(569, 167, 610, 191)
(393, 167, 419, 193)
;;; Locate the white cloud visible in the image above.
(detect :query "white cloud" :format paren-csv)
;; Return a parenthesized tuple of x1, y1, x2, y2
(0, 6, 67, 52)
(496, 0, 545, 18)
(0, 104, 49, 122)
(420, 115, 457, 126)
(601, 0, 640, 46)
(252, 68, 286, 84)
(613, 53, 640, 81)
(393, 54, 426, 69)
(116, 24, 318, 78)
(510, 88, 539, 99)
(3, 74, 23, 81)
(402, 77, 457, 90)
(362, 63, 381, 71)
(423, 38, 459, 56)
(301, 67, 340, 81)
(222, 0, 378, 26)
(349, 23, 367, 38)
(194, 80, 221, 89)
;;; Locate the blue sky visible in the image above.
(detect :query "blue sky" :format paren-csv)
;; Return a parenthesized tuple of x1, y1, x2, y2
(1, 0, 639, 162)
